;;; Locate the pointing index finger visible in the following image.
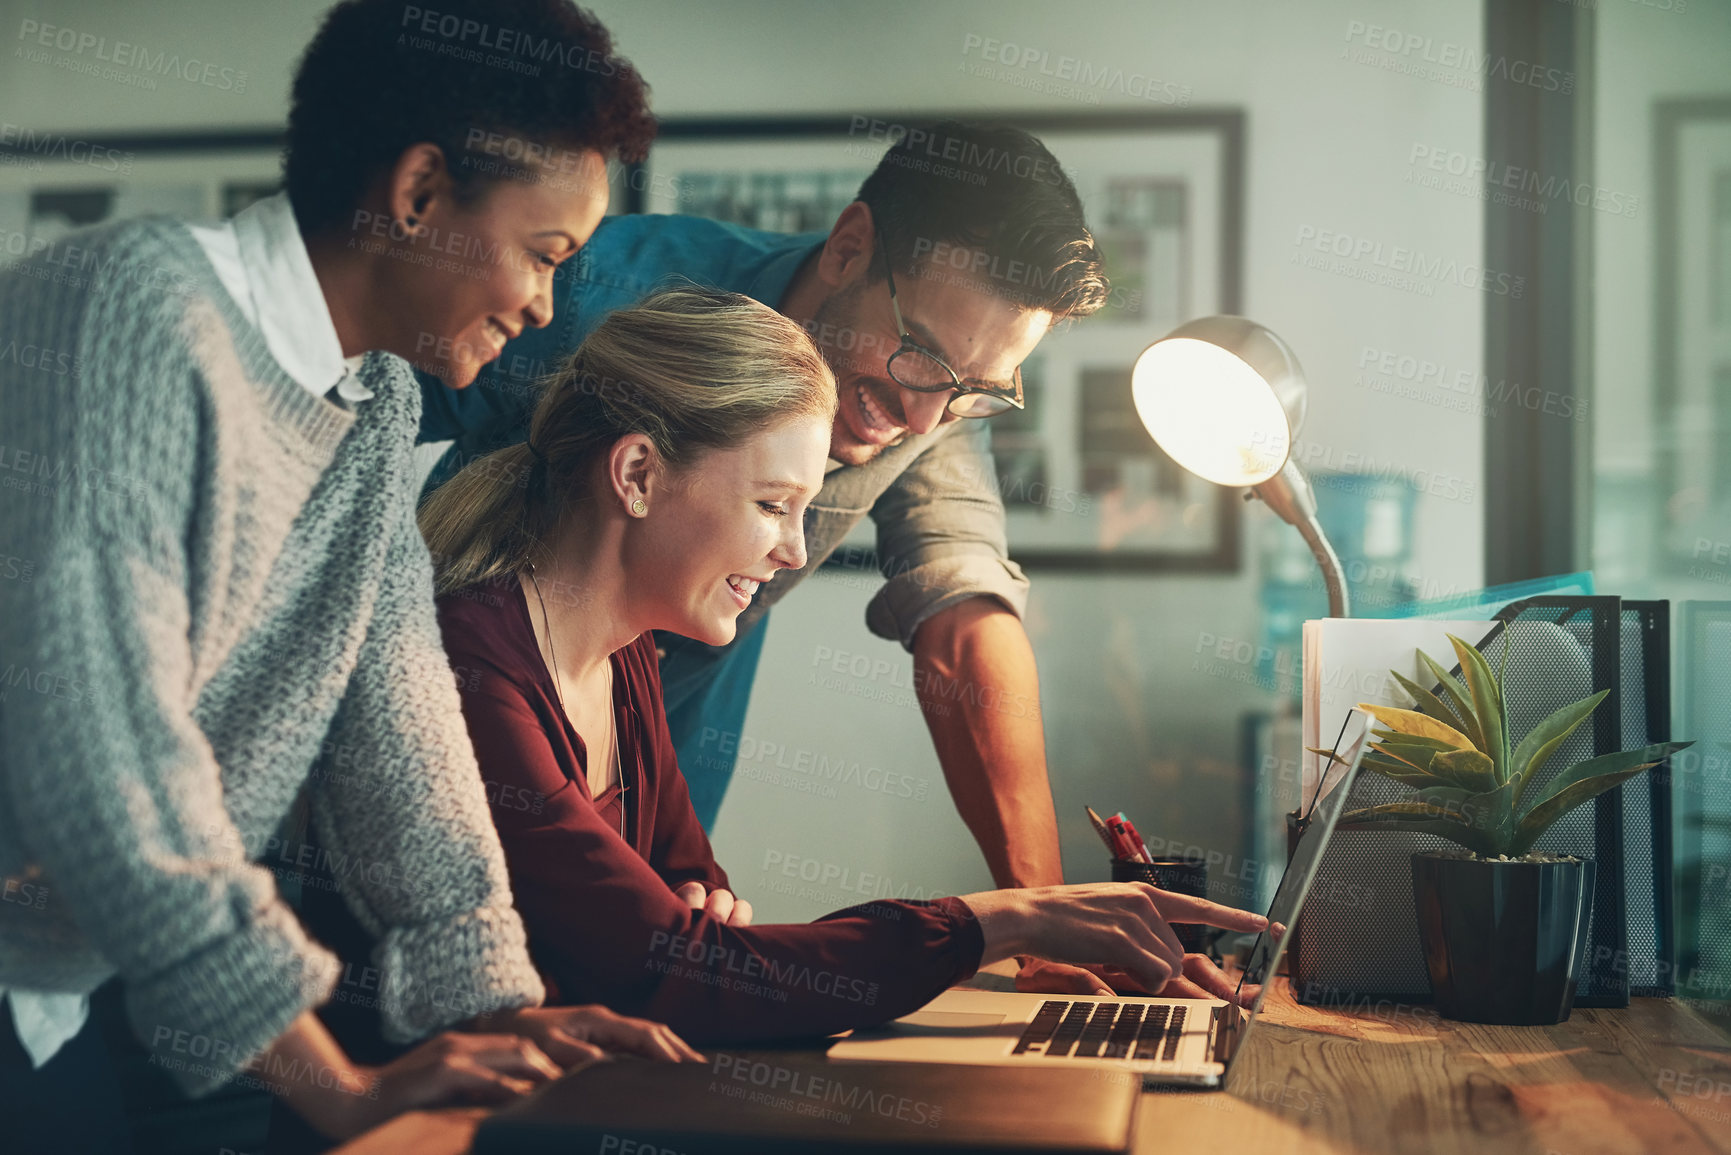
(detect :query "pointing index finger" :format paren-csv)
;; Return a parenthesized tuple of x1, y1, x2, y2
(1151, 891, 1269, 932)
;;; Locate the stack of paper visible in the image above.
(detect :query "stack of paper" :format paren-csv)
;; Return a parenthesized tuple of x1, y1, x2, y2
(1300, 618, 1498, 807)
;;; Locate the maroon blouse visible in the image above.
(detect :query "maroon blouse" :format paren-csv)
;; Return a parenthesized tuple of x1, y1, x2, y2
(435, 577, 984, 1044)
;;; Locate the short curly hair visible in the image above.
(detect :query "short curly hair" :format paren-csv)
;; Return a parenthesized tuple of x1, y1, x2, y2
(285, 0, 656, 234)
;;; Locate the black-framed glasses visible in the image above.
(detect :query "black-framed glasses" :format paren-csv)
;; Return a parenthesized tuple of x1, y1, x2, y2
(879, 235, 1025, 419)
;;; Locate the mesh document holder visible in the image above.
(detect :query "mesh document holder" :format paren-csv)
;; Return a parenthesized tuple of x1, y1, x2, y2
(1291, 596, 1674, 1008)
(1677, 602, 1731, 1002)
(1619, 601, 1674, 996)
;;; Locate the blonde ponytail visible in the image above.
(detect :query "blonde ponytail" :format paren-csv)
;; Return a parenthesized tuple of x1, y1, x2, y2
(419, 441, 547, 595)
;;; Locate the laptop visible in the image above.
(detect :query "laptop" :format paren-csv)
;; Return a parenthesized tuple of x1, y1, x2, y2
(828, 709, 1370, 1089)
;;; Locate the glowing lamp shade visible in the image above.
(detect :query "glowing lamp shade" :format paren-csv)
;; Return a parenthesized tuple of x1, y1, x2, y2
(1129, 316, 1349, 618)
(1130, 317, 1307, 487)
(1131, 340, 1290, 486)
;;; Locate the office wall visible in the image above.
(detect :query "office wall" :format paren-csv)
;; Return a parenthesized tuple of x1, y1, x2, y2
(0, 0, 1486, 918)
(1592, 0, 1730, 473)
(1589, 0, 1731, 592)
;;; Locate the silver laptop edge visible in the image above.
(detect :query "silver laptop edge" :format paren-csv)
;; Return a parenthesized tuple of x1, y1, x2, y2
(1210, 706, 1370, 1083)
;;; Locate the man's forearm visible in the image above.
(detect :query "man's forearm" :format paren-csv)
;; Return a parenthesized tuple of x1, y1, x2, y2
(912, 597, 1063, 889)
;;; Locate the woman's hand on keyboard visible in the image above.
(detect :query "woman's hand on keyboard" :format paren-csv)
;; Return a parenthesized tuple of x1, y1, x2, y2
(1154, 955, 1261, 1006)
(1014, 958, 1116, 996)
(960, 883, 1267, 996)
(472, 1005, 705, 1067)
(1018, 957, 1261, 1006)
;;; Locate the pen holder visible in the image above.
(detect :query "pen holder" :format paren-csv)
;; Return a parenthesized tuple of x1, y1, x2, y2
(1112, 856, 1208, 953)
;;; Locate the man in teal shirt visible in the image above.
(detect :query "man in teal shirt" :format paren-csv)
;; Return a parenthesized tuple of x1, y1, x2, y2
(420, 124, 1113, 991)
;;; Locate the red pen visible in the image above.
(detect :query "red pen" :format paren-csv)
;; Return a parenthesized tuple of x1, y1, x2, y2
(1103, 816, 1127, 859)
(1120, 817, 1154, 863)
(1109, 813, 1141, 863)
(1105, 816, 1140, 862)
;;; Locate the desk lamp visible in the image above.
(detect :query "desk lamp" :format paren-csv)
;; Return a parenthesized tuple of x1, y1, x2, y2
(1129, 316, 1350, 618)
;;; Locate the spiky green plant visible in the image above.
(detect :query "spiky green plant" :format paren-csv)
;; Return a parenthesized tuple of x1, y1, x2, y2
(1310, 633, 1692, 859)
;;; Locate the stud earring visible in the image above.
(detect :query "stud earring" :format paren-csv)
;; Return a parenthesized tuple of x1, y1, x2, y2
(631, 498, 647, 516)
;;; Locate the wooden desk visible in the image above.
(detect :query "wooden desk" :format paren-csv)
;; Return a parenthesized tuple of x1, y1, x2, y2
(331, 982, 1731, 1155)
(1136, 984, 1731, 1155)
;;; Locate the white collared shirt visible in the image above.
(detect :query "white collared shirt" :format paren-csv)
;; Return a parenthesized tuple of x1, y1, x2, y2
(186, 192, 372, 404)
(3, 989, 89, 1069)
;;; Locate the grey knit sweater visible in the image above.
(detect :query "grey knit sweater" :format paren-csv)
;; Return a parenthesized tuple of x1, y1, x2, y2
(0, 217, 544, 1095)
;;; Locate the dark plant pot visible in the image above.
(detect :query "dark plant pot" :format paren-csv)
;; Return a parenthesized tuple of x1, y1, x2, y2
(1410, 853, 1595, 1025)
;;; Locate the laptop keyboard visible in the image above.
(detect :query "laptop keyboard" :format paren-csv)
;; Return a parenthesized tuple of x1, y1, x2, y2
(1012, 1001, 1189, 1063)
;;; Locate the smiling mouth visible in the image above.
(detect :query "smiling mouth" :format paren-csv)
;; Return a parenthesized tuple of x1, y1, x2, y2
(725, 574, 761, 608)
(855, 383, 904, 442)
(480, 318, 513, 358)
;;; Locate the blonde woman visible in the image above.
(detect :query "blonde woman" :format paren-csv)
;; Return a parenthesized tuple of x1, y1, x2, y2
(404, 285, 1267, 1044)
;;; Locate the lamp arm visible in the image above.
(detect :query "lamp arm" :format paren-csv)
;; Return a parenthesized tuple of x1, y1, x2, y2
(1292, 504, 1351, 619)
(1252, 459, 1351, 619)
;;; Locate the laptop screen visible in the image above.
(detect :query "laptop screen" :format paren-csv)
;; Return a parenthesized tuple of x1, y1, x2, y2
(1226, 708, 1370, 1035)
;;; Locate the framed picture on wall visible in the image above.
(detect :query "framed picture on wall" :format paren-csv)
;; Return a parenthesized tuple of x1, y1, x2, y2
(0, 130, 286, 256)
(0, 115, 1248, 573)
(631, 110, 1246, 572)
(1655, 99, 1731, 582)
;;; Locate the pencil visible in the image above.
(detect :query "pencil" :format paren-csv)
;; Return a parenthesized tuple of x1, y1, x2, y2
(1085, 806, 1119, 857)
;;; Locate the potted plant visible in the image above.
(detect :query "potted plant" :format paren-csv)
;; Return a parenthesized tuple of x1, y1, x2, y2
(1311, 633, 1691, 1025)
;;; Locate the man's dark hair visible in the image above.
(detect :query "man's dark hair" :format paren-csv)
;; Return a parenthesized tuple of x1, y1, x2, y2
(284, 0, 656, 234)
(856, 121, 1109, 320)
